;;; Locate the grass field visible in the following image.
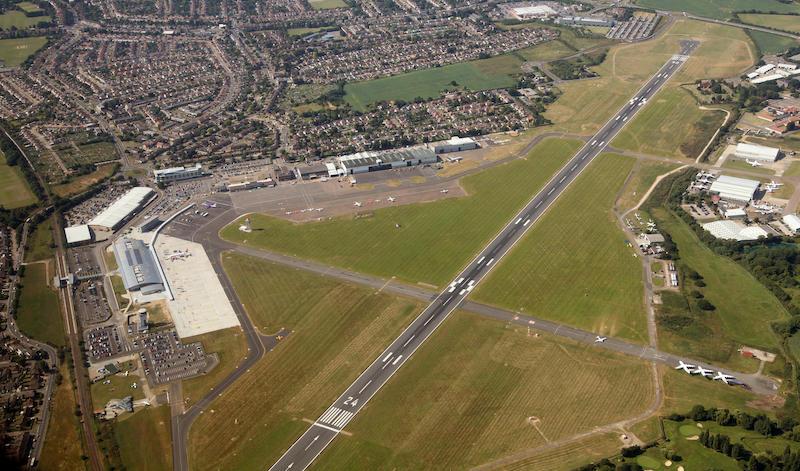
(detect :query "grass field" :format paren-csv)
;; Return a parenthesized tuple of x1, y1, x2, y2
(308, 0, 347, 9)
(180, 326, 248, 408)
(617, 160, 682, 211)
(612, 88, 726, 159)
(17, 262, 64, 346)
(653, 208, 785, 351)
(0, 36, 46, 67)
(222, 138, 579, 287)
(635, 0, 800, 20)
(722, 158, 775, 175)
(473, 154, 648, 342)
(189, 255, 424, 470)
(0, 10, 50, 30)
(318, 313, 655, 469)
(91, 373, 145, 410)
(747, 30, 798, 55)
(16, 1, 44, 13)
(52, 163, 116, 197)
(0, 150, 36, 209)
(26, 216, 54, 262)
(343, 54, 524, 111)
(660, 367, 763, 415)
(114, 406, 172, 471)
(59, 141, 117, 168)
(39, 364, 86, 471)
(110, 274, 128, 308)
(739, 13, 800, 33)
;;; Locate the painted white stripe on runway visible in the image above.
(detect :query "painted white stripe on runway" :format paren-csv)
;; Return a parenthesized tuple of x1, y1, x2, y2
(487, 258, 494, 266)
(478, 256, 485, 264)
(523, 219, 531, 226)
(547, 188, 555, 196)
(515, 218, 522, 224)
(535, 201, 542, 208)
(403, 335, 415, 348)
(382, 353, 392, 362)
(382, 358, 393, 370)
(332, 411, 354, 429)
(424, 315, 435, 326)
(312, 422, 342, 434)
(358, 380, 372, 394)
(392, 355, 403, 365)
(320, 407, 343, 424)
(571, 164, 577, 171)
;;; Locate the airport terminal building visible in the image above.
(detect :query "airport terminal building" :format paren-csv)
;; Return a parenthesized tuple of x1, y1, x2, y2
(153, 163, 204, 184)
(337, 146, 437, 175)
(112, 238, 164, 295)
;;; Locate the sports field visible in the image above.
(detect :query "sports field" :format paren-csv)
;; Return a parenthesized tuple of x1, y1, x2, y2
(653, 208, 785, 351)
(747, 29, 798, 55)
(739, 14, 800, 33)
(612, 88, 726, 159)
(189, 255, 424, 470)
(115, 406, 173, 471)
(343, 54, 524, 111)
(16, 262, 64, 346)
(0, 36, 46, 66)
(39, 364, 85, 470)
(473, 154, 648, 342)
(318, 313, 654, 469)
(0, 150, 36, 209)
(0, 10, 50, 29)
(180, 326, 248, 407)
(635, 0, 800, 20)
(222, 138, 580, 287)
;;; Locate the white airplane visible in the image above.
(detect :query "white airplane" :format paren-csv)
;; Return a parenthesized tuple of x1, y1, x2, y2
(353, 201, 362, 207)
(675, 360, 695, 374)
(168, 250, 191, 261)
(131, 382, 138, 389)
(440, 189, 449, 194)
(693, 366, 714, 378)
(713, 372, 736, 385)
(387, 196, 396, 202)
(768, 181, 783, 187)
(595, 336, 607, 343)
(745, 159, 763, 167)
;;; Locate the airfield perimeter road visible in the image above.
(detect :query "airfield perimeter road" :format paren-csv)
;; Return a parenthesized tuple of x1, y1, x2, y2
(262, 41, 701, 471)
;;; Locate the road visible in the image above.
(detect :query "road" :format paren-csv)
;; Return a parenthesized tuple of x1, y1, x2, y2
(268, 41, 700, 471)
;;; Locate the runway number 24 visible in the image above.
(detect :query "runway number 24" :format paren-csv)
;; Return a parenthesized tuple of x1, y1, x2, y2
(344, 396, 359, 407)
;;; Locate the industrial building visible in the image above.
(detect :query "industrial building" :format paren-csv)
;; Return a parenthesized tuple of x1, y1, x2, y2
(734, 143, 780, 162)
(295, 164, 330, 180)
(783, 214, 800, 233)
(556, 16, 615, 27)
(89, 187, 155, 232)
(153, 163, 203, 184)
(112, 238, 164, 295)
(708, 175, 760, 203)
(337, 146, 437, 175)
(702, 220, 770, 241)
(225, 179, 275, 192)
(511, 5, 557, 20)
(432, 136, 479, 154)
(64, 224, 93, 245)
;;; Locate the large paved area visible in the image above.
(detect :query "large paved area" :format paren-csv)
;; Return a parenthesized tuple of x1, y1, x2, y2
(154, 234, 240, 337)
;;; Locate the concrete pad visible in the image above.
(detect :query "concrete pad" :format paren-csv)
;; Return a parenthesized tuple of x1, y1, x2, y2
(153, 233, 239, 337)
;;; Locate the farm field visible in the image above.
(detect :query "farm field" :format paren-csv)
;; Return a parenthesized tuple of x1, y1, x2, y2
(634, 0, 800, 20)
(0, 150, 36, 209)
(308, 0, 347, 9)
(318, 312, 655, 469)
(114, 406, 173, 471)
(343, 54, 524, 111)
(612, 88, 726, 159)
(739, 14, 800, 33)
(52, 163, 117, 197)
(16, 262, 64, 346)
(222, 138, 579, 288)
(473, 153, 648, 342)
(547, 19, 754, 136)
(39, 364, 86, 470)
(0, 10, 50, 29)
(653, 208, 785, 352)
(747, 30, 798, 55)
(616, 160, 682, 211)
(180, 326, 248, 408)
(0, 36, 46, 66)
(188, 255, 424, 470)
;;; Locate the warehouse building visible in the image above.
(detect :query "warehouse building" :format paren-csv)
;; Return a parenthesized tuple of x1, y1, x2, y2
(112, 238, 164, 294)
(432, 136, 479, 154)
(511, 5, 557, 20)
(734, 143, 780, 162)
(708, 175, 760, 203)
(556, 16, 615, 27)
(153, 163, 203, 184)
(64, 224, 93, 245)
(295, 163, 330, 180)
(702, 220, 770, 241)
(89, 187, 155, 232)
(783, 214, 800, 233)
(337, 146, 437, 175)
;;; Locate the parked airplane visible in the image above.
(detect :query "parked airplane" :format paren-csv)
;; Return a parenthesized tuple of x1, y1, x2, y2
(713, 372, 736, 385)
(745, 159, 763, 167)
(353, 201, 362, 207)
(693, 366, 714, 378)
(595, 336, 607, 343)
(768, 181, 783, 187)
(440, 189, 449, 194)
(168, 250, 191, 261)
(675, 360, 695, 374)
(387, 196, 396, 202)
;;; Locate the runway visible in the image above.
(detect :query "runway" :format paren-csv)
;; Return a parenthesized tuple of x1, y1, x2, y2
(268, 41, 700, 471)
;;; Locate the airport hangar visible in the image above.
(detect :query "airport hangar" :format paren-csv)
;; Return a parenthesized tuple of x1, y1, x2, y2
(734, 143, 781, 162)
(709, 175, 760, 204)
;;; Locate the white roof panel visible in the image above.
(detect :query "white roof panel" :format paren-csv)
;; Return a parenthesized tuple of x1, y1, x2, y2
(709, 175, 759, 202)
(64, 225, 91, 244)
(89, 187, 154, 230)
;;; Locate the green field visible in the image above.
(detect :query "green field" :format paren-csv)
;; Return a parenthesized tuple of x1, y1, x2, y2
(739, 13, 800, 33)
(635, 0, 800, 20)
(318, 313, 654, 469)
(53, 162, 116, 197)
(722, 157, 776, 175)
(617, 160, 682, 211)
(308, 0, 348, 9)
(0, 36, 46, 67)
(612, 88, 726, 159)
(180, 326, 248, 407)
(344, 53, 524, 111)
(39, 364, 86, 470)
(0, 10, 50, 29)
(16, 262, 64, 346)
(26, 216, 53, 262)
(59, 141, 117, 168)
(747, 29, 798, 55)
(654, 208, 786, 351)
(91, 373, 145, 410)
(115, 406, 172, 471)
(0, 150, 36, 209)
(661, 367, 762, 416)
(189, 255, 424, 470)
(16, 1, 44, 14)
(474, 154, 647, 342)
(222, 138, 579, 287)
